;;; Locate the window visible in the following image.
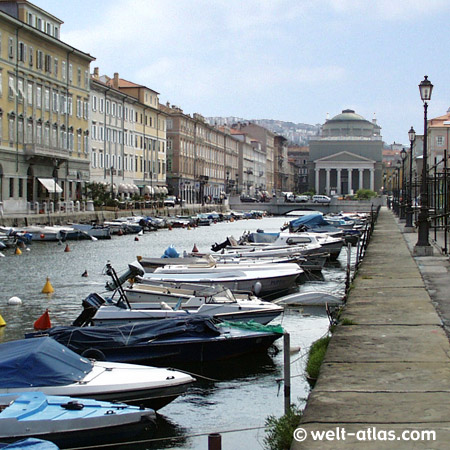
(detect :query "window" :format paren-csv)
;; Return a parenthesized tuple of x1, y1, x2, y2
(28, 46, 33, 66)
(27, 82, 33, 105)
(77, 67, 81, 86)
(76, 97, 82, 118)
(84, 70, 89, 88)
(84, 134, 89, 154)
(46, 22, 52, 35)
(83, 101, 88, 119)
(52, 91, 58, 112)
(68, 64, 73, 84)
(17, 78, 24, 102)
(27, 12, 33, 26)
(77, 130, 81, 152)
(44, 88, 50, 110)
(8, 75, 15, 98)
(8, 37, 13, 59)
(106, 100, 110, 115)
(18, 179, 23, 198)
(36, 50, 43, 70)
(18, 42, 26, 62)
(437, 136, 444, 146)
(117, 104, 122, 118)
(44, 54, 52, 73)
(92, 95, 97, 111)
(54, 58, 58, 77)
(54, 27, 59, 39)
(62, 61, 66, 80)
(9, 178, 14, 198)
(112, 102, 116, 117)
(92, 150, 97, 168)
(36, 85, 42, 108)
(68, 96, 73, 115)
(99, 98, 104, 113)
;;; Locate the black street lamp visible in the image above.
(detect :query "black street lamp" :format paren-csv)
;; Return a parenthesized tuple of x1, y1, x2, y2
(414, 76, 433, 255)
(400, 149, 407, 220)
(405, 127, 416, 230)
(395, 161, 401, 215)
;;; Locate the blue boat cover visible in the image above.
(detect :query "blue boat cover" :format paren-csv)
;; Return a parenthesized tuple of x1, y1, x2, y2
(0, 438, 59, 449)
(0, 337, 93, 388)
(289, 212, 328, 228)
(30, 316, 222, 353)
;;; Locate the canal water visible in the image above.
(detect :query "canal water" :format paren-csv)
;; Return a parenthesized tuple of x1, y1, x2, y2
(0, 215, 349, 449)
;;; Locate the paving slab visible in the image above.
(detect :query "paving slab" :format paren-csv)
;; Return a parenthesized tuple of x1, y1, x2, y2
(324, 325, 449, 363)
(315, 362, 450, 392)
(300, 391, 450, 424)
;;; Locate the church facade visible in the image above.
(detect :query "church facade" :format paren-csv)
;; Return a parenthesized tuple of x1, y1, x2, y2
(308, 109, 383, 195)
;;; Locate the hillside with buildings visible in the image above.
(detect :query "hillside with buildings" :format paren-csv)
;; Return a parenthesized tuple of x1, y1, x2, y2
(206, 117, 320, 145)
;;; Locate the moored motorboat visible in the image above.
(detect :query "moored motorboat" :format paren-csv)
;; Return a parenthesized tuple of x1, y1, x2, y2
(0, 337, 194, 410)
(29, 316, 284, 367)
(72, 288, 284, 326)
(0, 391, 156, 449)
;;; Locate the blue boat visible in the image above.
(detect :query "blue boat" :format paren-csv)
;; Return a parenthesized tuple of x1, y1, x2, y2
(0, 438, 59, 449)
(0, 337, 195, 411)
(0, 391, 156, 449)
(28, 316, 283, 366)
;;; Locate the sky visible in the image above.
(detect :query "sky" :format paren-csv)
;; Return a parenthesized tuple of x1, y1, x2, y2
(36, 0, 450, 145)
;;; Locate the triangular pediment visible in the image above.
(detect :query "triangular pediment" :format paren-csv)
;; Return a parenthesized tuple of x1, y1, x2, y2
(316, 151, 375, 163)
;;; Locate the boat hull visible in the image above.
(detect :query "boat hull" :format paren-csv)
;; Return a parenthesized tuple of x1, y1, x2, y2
(0, 392, 156, 449)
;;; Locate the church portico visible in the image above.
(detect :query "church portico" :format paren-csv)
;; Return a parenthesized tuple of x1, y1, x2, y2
(314, 152, 376, 195)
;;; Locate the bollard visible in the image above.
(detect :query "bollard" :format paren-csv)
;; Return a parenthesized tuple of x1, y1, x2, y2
(208, 433, 221, 450)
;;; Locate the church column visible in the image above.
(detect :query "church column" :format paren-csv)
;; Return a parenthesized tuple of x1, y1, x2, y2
(337, 169, 342, 195)
(348, 168, 352, 194)
(325, 168, 331, 195)
(315, 168, 320, 193)
(359, 169, 364, 190)
(370, 168, 375, 191)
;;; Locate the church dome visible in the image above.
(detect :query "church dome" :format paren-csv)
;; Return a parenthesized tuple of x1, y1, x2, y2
(329, 109, 366, 122)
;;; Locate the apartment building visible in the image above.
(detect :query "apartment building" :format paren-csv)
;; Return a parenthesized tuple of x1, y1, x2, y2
(230, 122, 275, 194)
(92, 69, 168, 197)
(0, 0, 94, 213)
(162, 103, 238, 203)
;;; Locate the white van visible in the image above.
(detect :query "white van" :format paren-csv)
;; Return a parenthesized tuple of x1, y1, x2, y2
(312, 195, 331, 203)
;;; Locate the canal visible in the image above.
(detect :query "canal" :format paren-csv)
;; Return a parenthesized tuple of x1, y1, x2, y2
(0, 215, 348, 449)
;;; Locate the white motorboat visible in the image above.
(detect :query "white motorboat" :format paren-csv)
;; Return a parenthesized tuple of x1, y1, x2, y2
(72, 289, 284, 326)
(138, 263, 302, 296)
(71, 223, 111, 239)
(0, 337, 195, 411)
(0, 391, 156, 449)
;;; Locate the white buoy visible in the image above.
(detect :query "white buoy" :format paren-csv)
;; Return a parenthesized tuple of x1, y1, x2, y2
(8, 296, 22, 305)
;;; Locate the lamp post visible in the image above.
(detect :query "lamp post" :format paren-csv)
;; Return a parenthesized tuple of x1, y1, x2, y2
(395, 161, 401, 215)
(400, 148, 407, 220)
(414, 76, 434, 255)
(405, 127, 416, 230)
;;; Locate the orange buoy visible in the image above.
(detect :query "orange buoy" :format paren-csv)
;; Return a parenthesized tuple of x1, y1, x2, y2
(34, 309, 51, 330)
(192, 244, 199, 253)
(134, 236, 139, 241)
(15, 247, 22, 255)
(64, 244, 70, 252)
(42, 277, 54, 294)
(168, 224, 173, 230)
(40, 233, 45, 239)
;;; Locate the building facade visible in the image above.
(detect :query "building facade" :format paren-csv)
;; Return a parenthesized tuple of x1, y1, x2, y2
(0, 0, 94, 213)
(309, 109, 383, 195)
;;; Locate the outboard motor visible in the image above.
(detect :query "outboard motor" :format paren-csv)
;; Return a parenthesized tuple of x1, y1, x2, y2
(72, 292, 106, 326)
(105, 261, 145, 291)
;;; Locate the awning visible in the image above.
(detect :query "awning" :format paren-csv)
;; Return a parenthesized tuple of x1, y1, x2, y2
(38, 178, 63, 194)
(144, 185, 154, 195)
(153, 186, 161, 194)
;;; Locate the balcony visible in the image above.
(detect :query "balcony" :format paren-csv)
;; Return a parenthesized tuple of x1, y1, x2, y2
(23, 143, 69, 161)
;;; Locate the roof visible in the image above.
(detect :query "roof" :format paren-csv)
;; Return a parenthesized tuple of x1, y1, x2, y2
(328, 109, 367, 122)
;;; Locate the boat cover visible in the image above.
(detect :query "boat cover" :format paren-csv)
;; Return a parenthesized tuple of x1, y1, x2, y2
(0, 438, 60, 449)
(246, 232, 279, 243)
(289, 213, 343, 233)
(32, 316, 223, 352)
(0, 337, 93, 388)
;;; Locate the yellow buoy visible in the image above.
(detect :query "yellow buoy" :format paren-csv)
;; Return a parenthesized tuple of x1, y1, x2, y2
(0, 314, 6, 327)
(42, 277, 54, 294)
(15, 247, 22, 255)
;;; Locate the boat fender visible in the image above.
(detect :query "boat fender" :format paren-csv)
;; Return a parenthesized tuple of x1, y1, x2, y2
(61, 401, 84, 410)
(81, 348, 106, 361)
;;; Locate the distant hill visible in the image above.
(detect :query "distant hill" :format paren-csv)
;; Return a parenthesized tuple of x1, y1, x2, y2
(205, 116, 320, 145)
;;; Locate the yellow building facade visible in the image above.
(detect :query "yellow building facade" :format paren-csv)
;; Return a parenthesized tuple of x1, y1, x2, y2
(0, 0, 94, 213)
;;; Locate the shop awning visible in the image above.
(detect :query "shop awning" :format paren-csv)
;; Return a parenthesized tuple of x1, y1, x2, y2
(38, 178, 63, 194)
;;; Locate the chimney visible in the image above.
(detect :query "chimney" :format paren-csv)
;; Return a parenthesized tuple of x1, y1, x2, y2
(93, 67, 99, 79)
(372, 112, 377, 124)
(113, 72, 119, 89)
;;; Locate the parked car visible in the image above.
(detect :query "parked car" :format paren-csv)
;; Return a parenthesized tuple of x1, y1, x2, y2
(312, 195, 331, 203)
(240, 195, 257, 203)
(164, 195, 177, 207)
(295, 195, 310, 203)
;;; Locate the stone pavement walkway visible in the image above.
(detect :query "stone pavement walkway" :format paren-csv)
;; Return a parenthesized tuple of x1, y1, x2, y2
(292, 207, 450, 449)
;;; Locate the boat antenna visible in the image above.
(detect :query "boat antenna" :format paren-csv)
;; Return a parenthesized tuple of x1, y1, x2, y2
(105, 263, 131, 308)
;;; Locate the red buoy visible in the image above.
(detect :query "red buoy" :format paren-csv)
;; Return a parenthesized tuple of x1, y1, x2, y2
(34, 309, 51, 330)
